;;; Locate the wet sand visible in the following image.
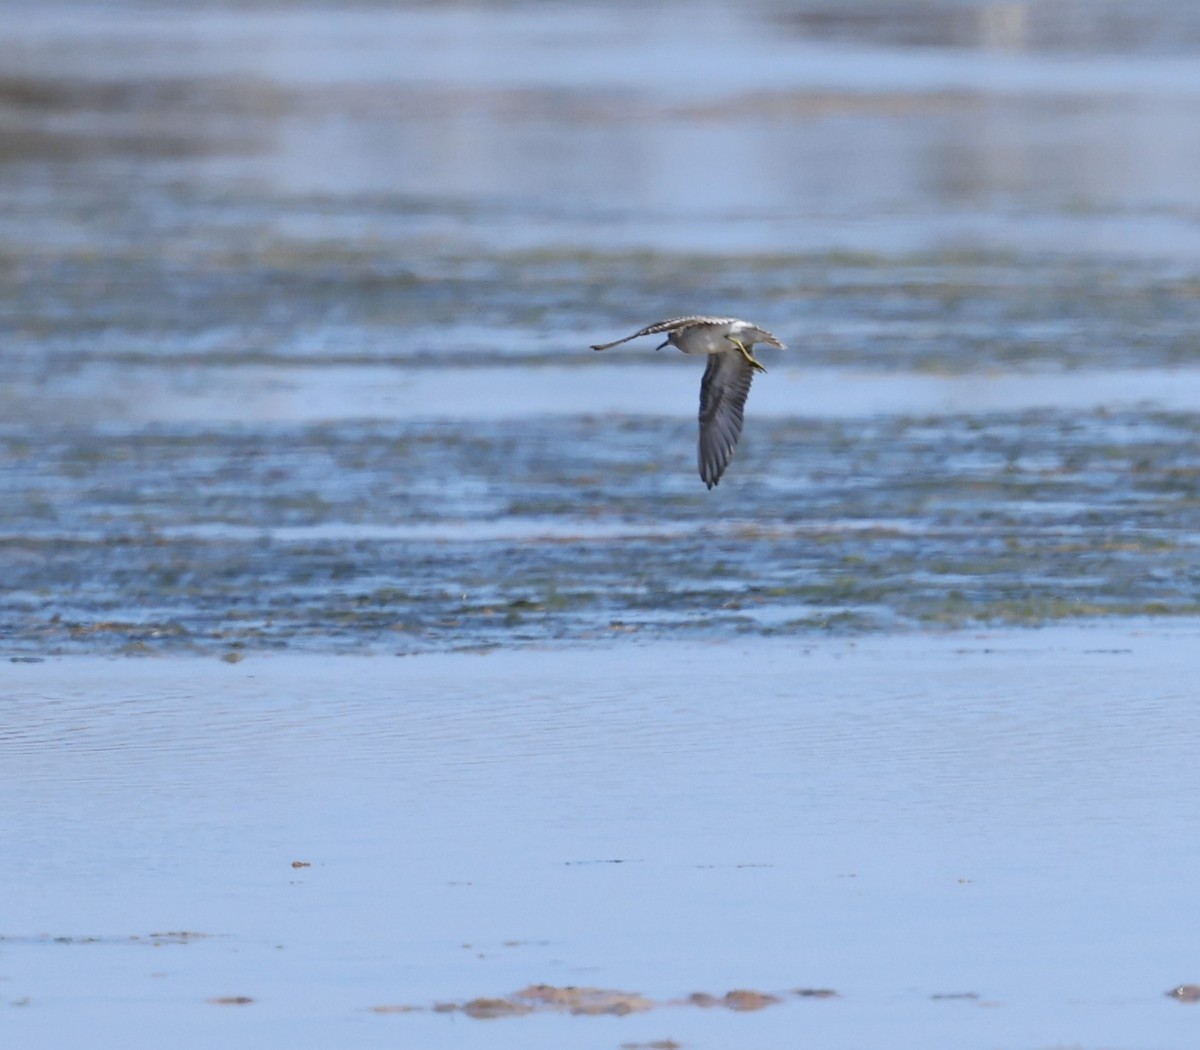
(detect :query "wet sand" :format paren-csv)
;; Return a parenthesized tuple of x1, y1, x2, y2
(5, 625, 1200, 1049)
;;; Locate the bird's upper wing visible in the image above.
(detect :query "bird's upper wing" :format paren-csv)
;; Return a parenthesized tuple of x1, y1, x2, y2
(590, 316, 738, 352)
(697, 351, 756, 489)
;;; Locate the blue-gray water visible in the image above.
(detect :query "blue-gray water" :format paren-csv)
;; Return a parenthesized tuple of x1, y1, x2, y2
(4, 1, 1200, 653)
(5, 630, 1200, 1050)
(4, 3, 1200, 1048)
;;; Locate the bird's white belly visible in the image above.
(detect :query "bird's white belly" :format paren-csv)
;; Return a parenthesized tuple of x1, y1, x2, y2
(675, 327, 734, 355)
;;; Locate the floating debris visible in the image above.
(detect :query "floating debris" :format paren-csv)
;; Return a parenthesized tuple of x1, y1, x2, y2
(375, 984, 809, 1019)
(1167, 985, 1200, 1002)
(563, 858, 641, 866)
(1, 931, 208, 948)
(144, 931, 208, 945)
(461, 997, 531, 1019)
(687, 989, 780, 1012)
(517, 984, 654, 1016)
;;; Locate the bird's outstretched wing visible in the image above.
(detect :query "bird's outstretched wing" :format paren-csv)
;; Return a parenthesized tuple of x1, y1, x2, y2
(590, 316, 739, 352)
(698, 351, 756, 489)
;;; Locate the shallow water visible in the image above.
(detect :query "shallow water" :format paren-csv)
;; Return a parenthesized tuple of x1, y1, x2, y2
(5, 627, 1200, 1048)
(5, 403, 1200, 652)
(4, 2, 1200, 655)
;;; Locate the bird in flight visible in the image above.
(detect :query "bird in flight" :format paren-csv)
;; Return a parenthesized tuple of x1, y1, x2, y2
(591, 315, 785, 489)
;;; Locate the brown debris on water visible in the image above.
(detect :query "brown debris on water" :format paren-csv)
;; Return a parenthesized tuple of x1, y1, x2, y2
(209, 996, 253, 1005)
(720, 989, 781, 1011)
(144, 931, 208, 945)
(682, 989, 781, 1011)
(382, 982, 807, 1020)
(462, 997, 532, 1019)
(621, 1041, 682, 1049)
(1167, 984, 1200, 1002)
(515, 984, 654, 1015)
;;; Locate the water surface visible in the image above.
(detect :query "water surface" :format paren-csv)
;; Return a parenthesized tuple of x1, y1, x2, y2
(5, 0, 1200, 656)
(4, 628, 1200, 1049)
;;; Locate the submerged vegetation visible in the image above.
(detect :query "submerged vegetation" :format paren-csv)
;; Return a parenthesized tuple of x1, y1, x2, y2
(4, 407, 1200, 654)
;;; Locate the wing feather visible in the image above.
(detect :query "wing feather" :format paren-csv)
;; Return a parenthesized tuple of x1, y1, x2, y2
(591, 316, 739, 352)
(697, 351, 756, 489)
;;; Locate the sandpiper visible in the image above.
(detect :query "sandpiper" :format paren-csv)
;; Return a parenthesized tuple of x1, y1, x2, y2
(591, 315, 786, 489)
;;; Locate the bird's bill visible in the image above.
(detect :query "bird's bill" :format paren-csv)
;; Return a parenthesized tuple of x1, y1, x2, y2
(655, 339, 669, 350)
